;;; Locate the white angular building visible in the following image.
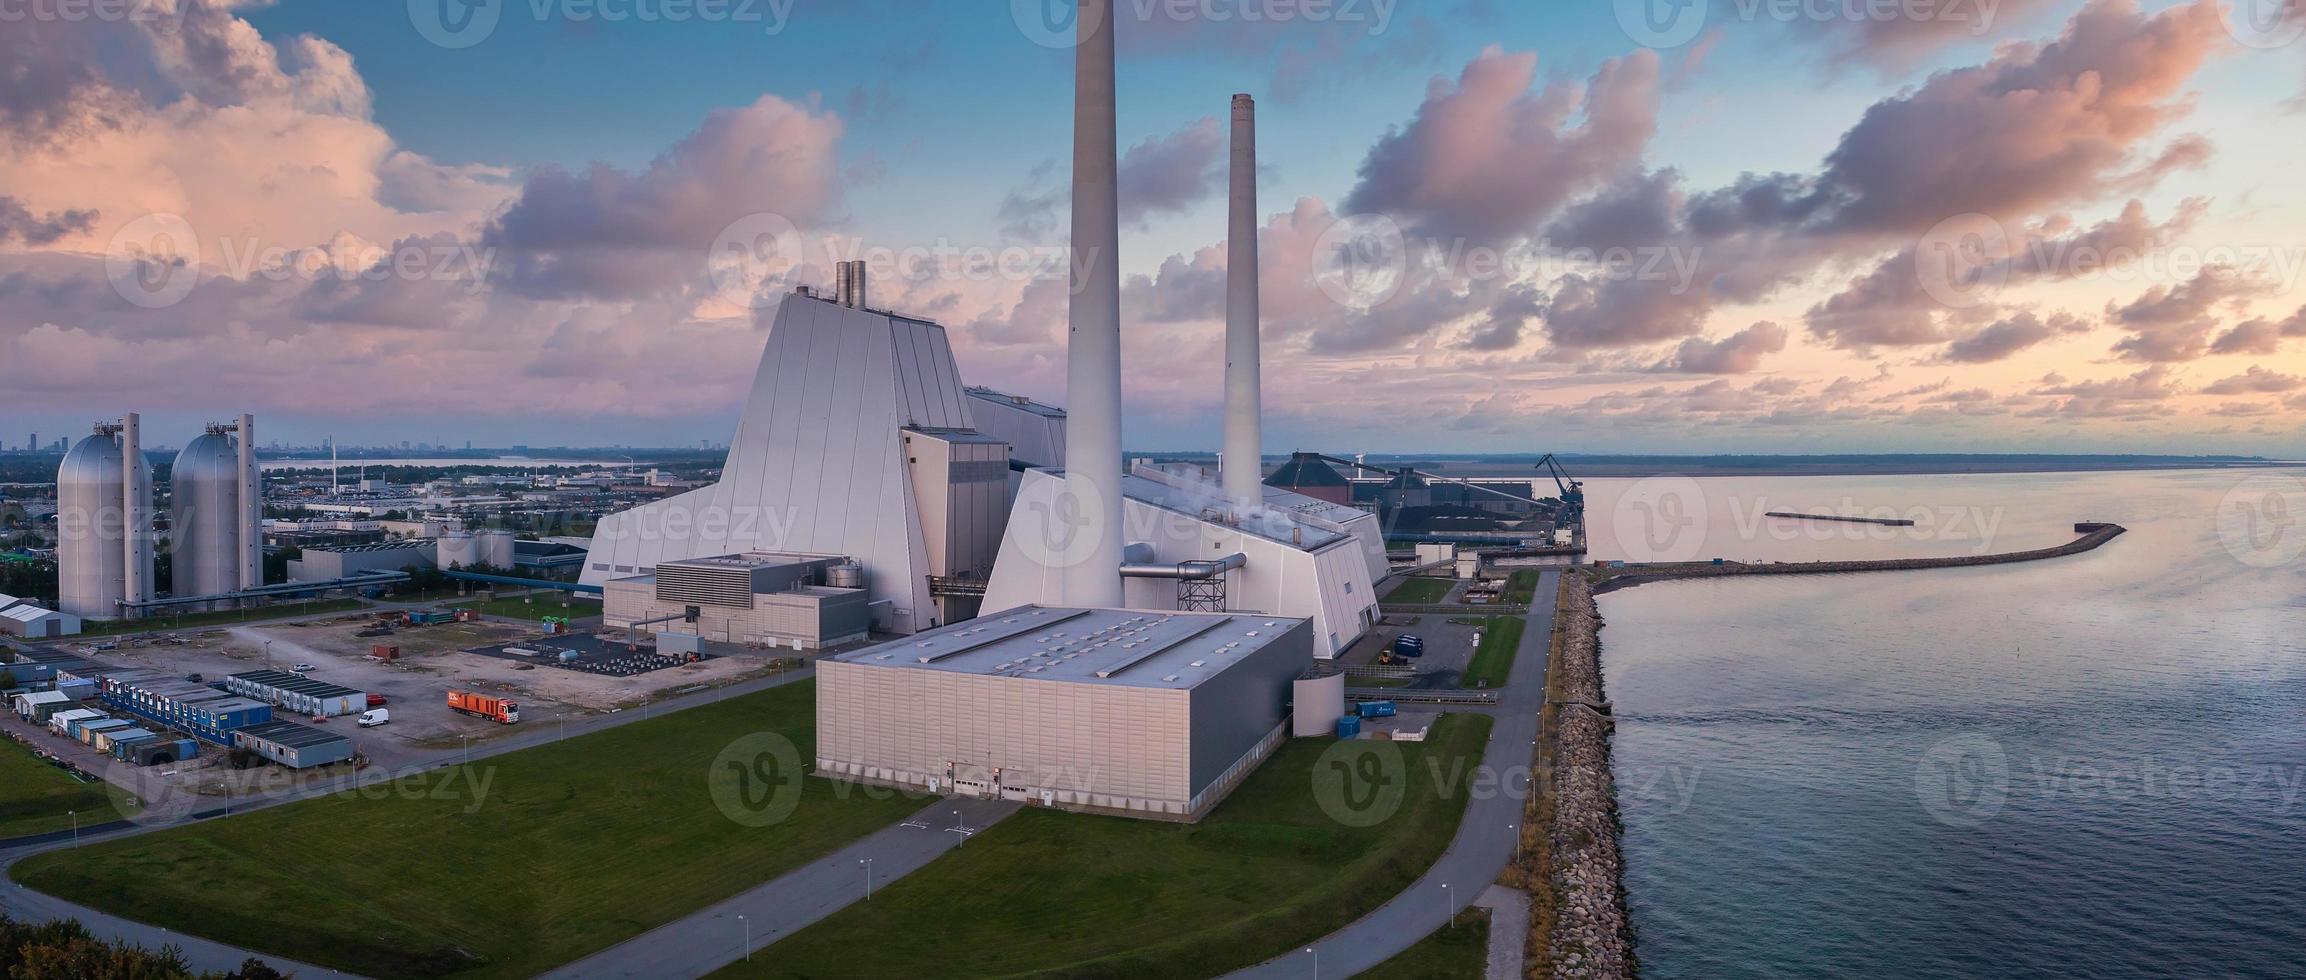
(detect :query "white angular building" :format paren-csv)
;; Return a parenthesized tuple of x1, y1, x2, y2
(581, 284, 1012, 634)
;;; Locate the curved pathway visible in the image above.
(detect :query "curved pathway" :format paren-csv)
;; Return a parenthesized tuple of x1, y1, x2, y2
(1227, 569, 1560, 979)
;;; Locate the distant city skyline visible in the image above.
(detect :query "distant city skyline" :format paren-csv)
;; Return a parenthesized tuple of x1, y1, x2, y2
(3, 1, 2303, 455)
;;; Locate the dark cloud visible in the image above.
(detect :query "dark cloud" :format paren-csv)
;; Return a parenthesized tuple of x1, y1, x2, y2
(1942, 311, 2090, 362)
(2208, 304, 2306, 355)
(1343, 47, 1659, 248)
(0, 196, 95, 246)
(997, 117, 1229, 240)
(2107, 265, 2272, 362)
(1646, 321, 1789, 374)
(2202, 367, 2305, 395)
(1463, 283, 1542, 351)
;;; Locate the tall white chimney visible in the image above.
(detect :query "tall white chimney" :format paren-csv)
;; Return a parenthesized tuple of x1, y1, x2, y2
(120, 412, 151, 615)
(1222, 93, 1263, 510)
(1065, 0, 1125, 607)
(238, 413, 262, 590)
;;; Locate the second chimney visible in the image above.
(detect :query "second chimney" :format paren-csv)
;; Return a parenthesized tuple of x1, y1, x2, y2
(834, 260, 870, 310)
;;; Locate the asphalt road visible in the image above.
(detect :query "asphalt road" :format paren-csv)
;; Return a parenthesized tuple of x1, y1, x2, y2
(1226, 569, 1560, 980)
(543, 796, 1020, 979)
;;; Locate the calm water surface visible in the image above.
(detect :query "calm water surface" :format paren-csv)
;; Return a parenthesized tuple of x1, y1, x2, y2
(1590, 469, 2306, 979)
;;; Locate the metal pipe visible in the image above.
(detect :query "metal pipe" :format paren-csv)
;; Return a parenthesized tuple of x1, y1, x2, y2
(1222, 93, 1263, 510)
(1065, 0, 1125, 608)
(120, 413, 150, 614)
(1120, 552, 1246, 580)
(118, 570, 412, 610)
(238, 413, 262, 591)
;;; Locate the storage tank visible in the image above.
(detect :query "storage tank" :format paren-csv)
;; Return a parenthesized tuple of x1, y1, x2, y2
(437, 531, 481, 569)
(827, 560, 864, 590)
(58, 424, 150, 620)
(477, 529, 517, 570)
(171, 426, 243, 604)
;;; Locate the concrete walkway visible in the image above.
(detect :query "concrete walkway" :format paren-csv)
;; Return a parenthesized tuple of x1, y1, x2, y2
(1476, 885, 1531, 980)
(1226, 569, 1560, 980)
(544, 797, 1020, 978)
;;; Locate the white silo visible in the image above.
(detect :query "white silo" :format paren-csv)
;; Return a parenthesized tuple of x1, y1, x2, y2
(58, 418, 154, 620)
(477, 529, 517, 571)
(172, 424, 244, 604)
(437, 531, 481, 569)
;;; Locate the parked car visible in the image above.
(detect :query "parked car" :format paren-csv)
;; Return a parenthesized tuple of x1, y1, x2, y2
(183, 673, 203, 683)
(356, 708, 390, 728)
(366, 693, 389, 708)
(290, 663, 317, 674)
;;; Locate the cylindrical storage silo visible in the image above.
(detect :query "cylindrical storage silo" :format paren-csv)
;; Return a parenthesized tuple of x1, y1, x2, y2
(827, 560, 863, 590)
(478, 529, 516, 570)
(171, 428, 243, 606)
(58, 429, 129, 619)
(436, 531, 480, 570)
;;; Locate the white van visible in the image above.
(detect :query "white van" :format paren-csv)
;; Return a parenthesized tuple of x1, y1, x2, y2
(357, 708, 390, 728)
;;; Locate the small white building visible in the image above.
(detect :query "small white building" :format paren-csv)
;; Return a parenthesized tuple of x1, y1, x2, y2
(0, 605, 81, 639)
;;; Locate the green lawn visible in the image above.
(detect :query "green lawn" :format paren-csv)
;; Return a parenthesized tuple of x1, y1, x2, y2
(13, 681, 922, 979)
(1460, 616, 1526, 689)
(716, 714, 1495, 980)
(81, 598, 366, 636)
(1369, 907, 1492, 979)
(1501, 570, 1542, 605)
(0, 738, 119, 841)
(450, 594, 603, 623)
(1384, 577, 1457, 604)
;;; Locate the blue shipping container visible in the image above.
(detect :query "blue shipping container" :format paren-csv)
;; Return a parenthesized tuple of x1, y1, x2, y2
(1335, 715, 1362, 739)
(1358, 701, 1398, 718)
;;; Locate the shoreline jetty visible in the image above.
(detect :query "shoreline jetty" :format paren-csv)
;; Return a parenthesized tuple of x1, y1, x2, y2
(1765, 511, 1915, 527)
(1547, 523, 2127, 978)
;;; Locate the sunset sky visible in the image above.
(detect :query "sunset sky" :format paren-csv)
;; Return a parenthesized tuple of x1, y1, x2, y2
(2, 0, 2303, 454)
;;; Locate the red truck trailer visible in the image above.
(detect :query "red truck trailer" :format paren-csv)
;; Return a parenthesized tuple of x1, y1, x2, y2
(447, 690, 519, 724)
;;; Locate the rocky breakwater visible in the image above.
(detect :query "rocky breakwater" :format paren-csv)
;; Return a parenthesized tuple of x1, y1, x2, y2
(1547, 573, 1633, 979)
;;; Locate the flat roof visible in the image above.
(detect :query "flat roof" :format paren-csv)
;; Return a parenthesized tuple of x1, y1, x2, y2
(660, 551, 840, 571)
(310, 541, 433, 555)
(1120, 474, 1349, 550)
(965, 386, 1066, 419)
(236, 720, 350, 749)
(831, 605, 1307, 691)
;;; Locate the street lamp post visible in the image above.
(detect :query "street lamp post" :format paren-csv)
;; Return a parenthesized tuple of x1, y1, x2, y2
(738, 914, 749, 961)
(1442, 882, 1452, 921)
(68, 810, 76, 848)
(460, 734, 470, 765)
(1305, 947, 1318, 980)
(860, 857, 875, 900)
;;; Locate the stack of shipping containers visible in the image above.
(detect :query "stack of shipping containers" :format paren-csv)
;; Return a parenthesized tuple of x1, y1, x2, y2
(224, 670, 368, 717)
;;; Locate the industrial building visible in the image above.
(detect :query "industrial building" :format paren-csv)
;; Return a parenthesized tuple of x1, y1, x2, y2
(57, 415, 153, 620)
(286, 540, 436, 583)
(224, 670, 368, 717)
(169, 416, 263, 608)
(98, 674, 276, 744)
(581, 271, 1020, 634)
(1264, 453, 1355, 506)
(232, 720, 353, 769)
(964, 387, 1067, 469)
(0, 603, 80, 638)
(816, 606, 1315, 821)
(603, 552, 870, 650)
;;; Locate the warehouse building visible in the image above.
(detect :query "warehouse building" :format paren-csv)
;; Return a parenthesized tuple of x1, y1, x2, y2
(816, 606, 1315, 822)
(232, 720, 353, 769)
(285, 540, 436, 583)
(224, 670, 368, 717)
(603, 552, 871, 650)
(0, 604, 81, 639)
